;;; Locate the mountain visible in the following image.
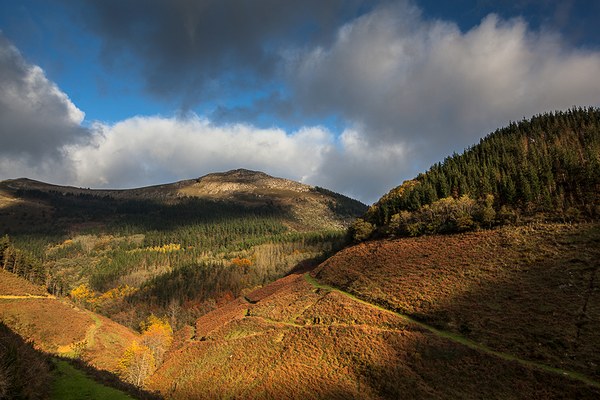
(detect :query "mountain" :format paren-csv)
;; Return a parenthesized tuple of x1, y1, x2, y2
(1, 168, 366, 234)
(361, 107, 600, 239)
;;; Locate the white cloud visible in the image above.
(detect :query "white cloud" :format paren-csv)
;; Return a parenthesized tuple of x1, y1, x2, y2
(66, 115, 335, 190)
(287, 3, 600, 189)
(64, 116, 406, 203)
(303, 128, 410, 203)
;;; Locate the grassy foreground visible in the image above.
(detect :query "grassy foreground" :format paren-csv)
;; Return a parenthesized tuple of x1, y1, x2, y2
(51, 359, 135, 400)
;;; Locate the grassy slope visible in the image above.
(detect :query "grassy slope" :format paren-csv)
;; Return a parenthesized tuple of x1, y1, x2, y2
(0, 319, 148, 400)
(150, 234, 600, 399)
(0, 270, 139, 373)
(313, 223, 600, 381)
(51, 359, 135, 400)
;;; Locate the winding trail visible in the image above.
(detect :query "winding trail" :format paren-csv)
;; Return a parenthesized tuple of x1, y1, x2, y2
(303, 273, 600, 390)
(84, 313, 102, 348)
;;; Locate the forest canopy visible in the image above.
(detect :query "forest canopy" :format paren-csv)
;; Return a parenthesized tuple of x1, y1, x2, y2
(360, 107, 600, 239)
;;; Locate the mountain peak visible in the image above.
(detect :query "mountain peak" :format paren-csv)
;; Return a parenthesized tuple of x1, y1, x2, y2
(198, 168, 271, 183)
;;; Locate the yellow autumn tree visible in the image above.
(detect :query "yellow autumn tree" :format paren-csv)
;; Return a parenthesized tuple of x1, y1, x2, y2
(139, 314, 173, 366)
(118, 314, 173, 387)
(117, 341, 155, 388)
(69, 284, 96, 307)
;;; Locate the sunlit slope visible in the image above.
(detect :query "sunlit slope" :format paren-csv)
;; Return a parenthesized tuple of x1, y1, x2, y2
(314, 223, 600, 381)
(0, 269, 138, 372)
(150, 245, 600, 399)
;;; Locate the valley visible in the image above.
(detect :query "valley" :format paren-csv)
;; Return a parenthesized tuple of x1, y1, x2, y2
(0, 169, 365, 331)
(0, 109, 599, 398)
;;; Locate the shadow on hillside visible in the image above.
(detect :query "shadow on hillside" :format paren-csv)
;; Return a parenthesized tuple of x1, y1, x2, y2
(0, 321, 161, 399)
(55, 356, 163, 400)
(0, 188, 295, 237)
(312, 224, 600, 392)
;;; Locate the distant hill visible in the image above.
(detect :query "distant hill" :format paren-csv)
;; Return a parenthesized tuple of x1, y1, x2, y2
(0, 168, 366, 234)
(362, 107, 600, 238)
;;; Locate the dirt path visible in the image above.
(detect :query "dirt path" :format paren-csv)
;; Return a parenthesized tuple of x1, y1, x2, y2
(57, 310, 103, 357)
(84, 313, 102, 348)
(0, 294, 55, 299)
(303, 273, 600, 390)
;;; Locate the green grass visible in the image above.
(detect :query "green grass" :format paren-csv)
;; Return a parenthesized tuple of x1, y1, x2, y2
(51, 359, 135, 400)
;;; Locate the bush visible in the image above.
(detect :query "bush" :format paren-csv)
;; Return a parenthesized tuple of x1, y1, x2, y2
(350, 219, 375, 242)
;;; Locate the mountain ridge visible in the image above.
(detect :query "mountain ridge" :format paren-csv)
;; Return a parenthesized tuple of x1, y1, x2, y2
(0, 168, 367, 233)
(0, 168, 314, 198)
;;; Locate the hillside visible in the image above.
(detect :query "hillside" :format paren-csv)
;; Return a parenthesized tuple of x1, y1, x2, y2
(0, 169, 366, 330)
(148, 222, 600, 399)
(0, 268, 138, 373)
(362, 108, 600, 238)
(0, 269, 163, 399)
(314, 223, 600, 382)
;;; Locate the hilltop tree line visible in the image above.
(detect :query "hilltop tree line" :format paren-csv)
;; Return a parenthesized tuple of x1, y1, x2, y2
(358, 107, 600, 239)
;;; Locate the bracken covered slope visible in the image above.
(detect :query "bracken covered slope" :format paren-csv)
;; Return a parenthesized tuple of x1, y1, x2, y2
(0, 269, 139, 373)
(314, 223, 600, 382)
(150, 223, 600, 399)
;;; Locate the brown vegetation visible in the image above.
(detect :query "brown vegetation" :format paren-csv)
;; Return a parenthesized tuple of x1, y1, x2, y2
(0, 268, 49, 296)
(314, 223, 600, 381)
(0, 270, 139, 373)
(149, 235, 600, 399)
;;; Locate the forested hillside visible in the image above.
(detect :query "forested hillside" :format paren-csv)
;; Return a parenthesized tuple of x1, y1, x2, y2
(0, 170, 366, 329)
(361, 107, 600, 238)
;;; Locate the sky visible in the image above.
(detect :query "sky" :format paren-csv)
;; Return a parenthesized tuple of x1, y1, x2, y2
(1, 0, 600, 204)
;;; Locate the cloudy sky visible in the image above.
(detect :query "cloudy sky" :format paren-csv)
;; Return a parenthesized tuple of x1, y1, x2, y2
(1, 0, 600, 204)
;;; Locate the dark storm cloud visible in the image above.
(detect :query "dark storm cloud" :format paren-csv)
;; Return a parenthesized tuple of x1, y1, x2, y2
(0, 32, 86, 160)
(73, 0, 377, 108)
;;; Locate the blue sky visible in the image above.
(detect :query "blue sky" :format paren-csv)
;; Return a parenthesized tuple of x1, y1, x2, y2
(1, 0, 600, 203)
